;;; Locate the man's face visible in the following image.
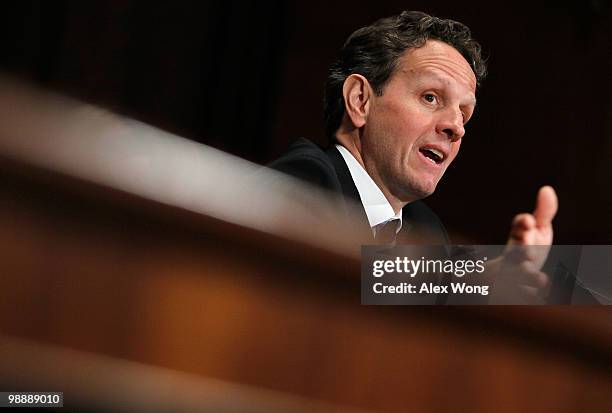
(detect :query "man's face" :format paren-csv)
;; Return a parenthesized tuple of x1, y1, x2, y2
(361, 39, 477, 203)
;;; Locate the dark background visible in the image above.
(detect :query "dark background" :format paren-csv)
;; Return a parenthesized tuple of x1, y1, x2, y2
(2, 0, 610, 243)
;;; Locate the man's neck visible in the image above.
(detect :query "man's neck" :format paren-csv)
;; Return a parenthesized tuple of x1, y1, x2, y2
(335, 130, 407, 214)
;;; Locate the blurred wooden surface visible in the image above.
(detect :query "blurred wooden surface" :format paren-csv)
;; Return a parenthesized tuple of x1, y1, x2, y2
(0, 335, 372, 413)
(0, 156, 611, 413)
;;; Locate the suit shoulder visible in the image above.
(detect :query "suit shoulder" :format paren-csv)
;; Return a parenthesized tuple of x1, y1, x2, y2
(268, 138, 339, 190)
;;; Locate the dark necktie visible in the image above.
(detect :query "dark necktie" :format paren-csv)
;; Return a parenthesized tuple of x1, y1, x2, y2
(375, 219, 399, 245)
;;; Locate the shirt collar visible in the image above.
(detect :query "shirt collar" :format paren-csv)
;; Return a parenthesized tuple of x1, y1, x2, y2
(335, 144, 402, 232)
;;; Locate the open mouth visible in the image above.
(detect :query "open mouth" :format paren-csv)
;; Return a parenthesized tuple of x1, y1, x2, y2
(419, 147, 445, 165)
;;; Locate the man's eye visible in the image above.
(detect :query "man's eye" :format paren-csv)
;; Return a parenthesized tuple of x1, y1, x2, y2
(423, 94, 437, 104)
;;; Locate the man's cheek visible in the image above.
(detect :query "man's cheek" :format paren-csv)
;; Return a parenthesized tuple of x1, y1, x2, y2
(449, 143, 461, 162)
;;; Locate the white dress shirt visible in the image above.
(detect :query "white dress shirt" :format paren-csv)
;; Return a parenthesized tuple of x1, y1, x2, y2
(335, 144, 402, 235)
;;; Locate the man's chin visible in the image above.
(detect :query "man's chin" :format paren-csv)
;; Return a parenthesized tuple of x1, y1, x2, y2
(396, 180, 437, 202)
(409, 187, 435, 201)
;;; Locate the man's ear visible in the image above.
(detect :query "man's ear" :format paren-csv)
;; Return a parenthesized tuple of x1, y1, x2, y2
(342, 74, 372, 129)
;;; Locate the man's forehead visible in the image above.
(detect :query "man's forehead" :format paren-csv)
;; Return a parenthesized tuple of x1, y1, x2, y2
(399, 40, 477, 93)
(409, 68, 477, 105)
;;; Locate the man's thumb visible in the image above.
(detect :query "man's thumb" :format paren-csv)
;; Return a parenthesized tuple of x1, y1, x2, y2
(533, 185, 558, 226)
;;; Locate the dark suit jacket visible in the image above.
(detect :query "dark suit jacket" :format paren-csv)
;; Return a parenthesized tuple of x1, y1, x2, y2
(268, 138, 450, 244)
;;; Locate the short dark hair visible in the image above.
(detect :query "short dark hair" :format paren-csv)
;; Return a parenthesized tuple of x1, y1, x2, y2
(323, 10, 487, 140)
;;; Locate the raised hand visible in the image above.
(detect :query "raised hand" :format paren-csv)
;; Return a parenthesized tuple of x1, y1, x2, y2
(508, 185, 558, 248)
(488, 186, 559, 302)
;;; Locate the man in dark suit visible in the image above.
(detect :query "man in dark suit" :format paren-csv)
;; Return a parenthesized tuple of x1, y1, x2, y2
(269, 11, 558, 298)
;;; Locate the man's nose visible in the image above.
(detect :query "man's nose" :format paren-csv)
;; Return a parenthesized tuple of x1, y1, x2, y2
(436, 108, 465, 142)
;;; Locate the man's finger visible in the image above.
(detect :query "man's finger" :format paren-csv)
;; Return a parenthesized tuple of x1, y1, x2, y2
(512, 213, 536, 230)
(509, 213, 536, 243)
(533, 185, 558, 227)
